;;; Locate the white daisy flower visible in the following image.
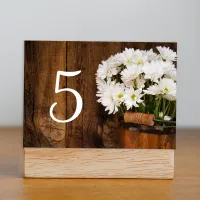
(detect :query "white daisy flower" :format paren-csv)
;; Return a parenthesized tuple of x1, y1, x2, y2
(143, 84, 161, 95)
(124, 87, 143, 110)
(97, 82, 125, 114)
(164, 68, 177, 81)
(144, 78, 176, 101)
(146, 49, 158, 62)
(96, 76, 105, 87)
(161, 61, 176, 74)
(132, 49, 148, 66)
(121, 48, 135, 66)
(134, 76, 146, 89)
(121, 64, 143, 86)
(157, 46, 177, 62)
(96, 78, 116, 98)
(96, 78, 113, 100)
(158, 78, 176, 101)
(143, 61, 165, 83)
(112, 83, 125, 106)
(96, 60, 119, 80)
(101, 91, 119, 114)
(108, 53, 124, 68)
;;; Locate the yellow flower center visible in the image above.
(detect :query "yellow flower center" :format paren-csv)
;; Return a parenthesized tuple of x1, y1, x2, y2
(118, 93, 123, 98)
(127, 59, 132, 64)
(164, 87, 169, 92)
(137, 60, 144, 65)
(131, 94, 136, 100)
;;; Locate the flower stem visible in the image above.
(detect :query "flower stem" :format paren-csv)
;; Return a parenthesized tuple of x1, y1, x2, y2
(164, 100, 171, 116)
(155, 97, 162, 118)
(162, 98, 166, 116)
(171, 102, 176, 120)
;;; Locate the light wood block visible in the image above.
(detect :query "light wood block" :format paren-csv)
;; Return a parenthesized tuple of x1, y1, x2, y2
(24, 148, 174, 179)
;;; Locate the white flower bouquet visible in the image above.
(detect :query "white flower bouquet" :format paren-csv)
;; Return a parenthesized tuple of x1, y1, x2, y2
(96, 46, 177, 125)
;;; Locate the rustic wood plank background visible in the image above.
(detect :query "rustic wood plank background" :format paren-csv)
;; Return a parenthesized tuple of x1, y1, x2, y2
(24, 41, 177, 148)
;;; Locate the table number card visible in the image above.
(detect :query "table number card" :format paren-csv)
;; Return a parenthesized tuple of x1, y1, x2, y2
(24, 41, 176, 179)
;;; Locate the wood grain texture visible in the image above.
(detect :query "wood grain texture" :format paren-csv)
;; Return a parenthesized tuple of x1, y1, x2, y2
(120, 128, 176, 149)
(24, 41, 67, 147)
(2, 128, 200, 200)
(24, 41, 177, 148)
(24, 148, 174, 179)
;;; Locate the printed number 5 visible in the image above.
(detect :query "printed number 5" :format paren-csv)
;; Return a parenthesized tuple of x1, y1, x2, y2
(50, 70, 83, 123)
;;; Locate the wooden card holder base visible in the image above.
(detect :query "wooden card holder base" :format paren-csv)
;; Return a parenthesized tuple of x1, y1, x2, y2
(24, 148, 174, 179)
